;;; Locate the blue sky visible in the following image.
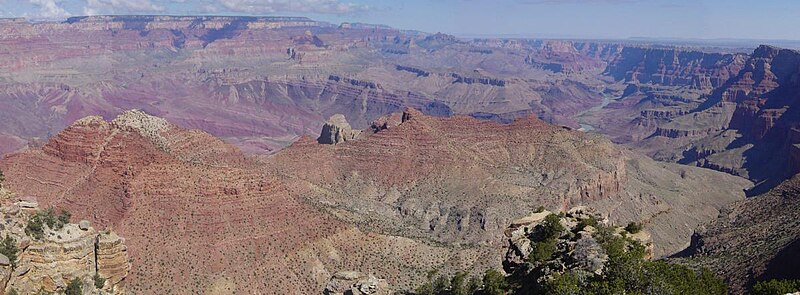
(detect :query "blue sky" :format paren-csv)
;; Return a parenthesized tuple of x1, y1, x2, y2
(2, 0, 800, 40)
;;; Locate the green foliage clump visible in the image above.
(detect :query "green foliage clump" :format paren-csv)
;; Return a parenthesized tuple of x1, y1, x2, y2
(6, 288, 17, 295)
(752, 279, 800, 295)
(466, 276, 481, 295)
(25, 208, 71, 240)
(0, 234, 18, 267)
(534, 206, 546, 213)
(413, 270, 489, 295)
(625, 222, 643, 234)
(450, 271, 468, 295)
(0, 168, 5, 188)
(528, 238, 558, 264)
(540, 213, 565, 240)
(539, 232, 726, 295)
(65, 278, 82, 295)
(482, 269, 508, 295)
(94, 273, 106, 289)
(25, 215, 44, 240)
(433, 275, 450, 294)
(58, 209, 71, 226)
(576, 216, 598, 231)
(416, 270, 449, 295)
(545, 272, 582, 295)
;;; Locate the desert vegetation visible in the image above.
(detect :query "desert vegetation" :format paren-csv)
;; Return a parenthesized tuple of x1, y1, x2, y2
(412, 213, 726, 295)
(25, 208, 71, 240)
(752, 279, 800, 295)
(0, 234, 18, 267)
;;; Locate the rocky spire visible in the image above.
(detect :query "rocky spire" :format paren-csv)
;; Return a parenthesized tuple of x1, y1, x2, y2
(318, 114, 361, 144)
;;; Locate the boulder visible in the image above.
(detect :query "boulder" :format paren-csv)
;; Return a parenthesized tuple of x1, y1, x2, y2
(78, 220, 90, 231)
(0, 254, 9, 266)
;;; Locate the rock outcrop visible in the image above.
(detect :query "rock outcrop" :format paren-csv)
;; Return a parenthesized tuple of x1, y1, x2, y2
(0, 191, 129, 294)
(450, 73, 507, 87)
(318, 114, 362, 144)
(96, 231, 130, 289)
(503, 206, 653, 280)
(323, 271, 391, 295)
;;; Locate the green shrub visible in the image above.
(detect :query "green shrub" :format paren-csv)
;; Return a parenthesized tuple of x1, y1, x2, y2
(450, 271, 468, 295)
(25, 208, 71, 240)
(94, 273, 106, 289)
(576, 216, 598, 231)
(0, 168, 5, 188)
(58, 210, 71, 226)
(25, 214, 44, 240)
(752, 279, 800, 295)
(540, 214, 565, 240)
(625, 222, 643, 234)
(534, 206, 546, 213)
(466, 276, 481, 295)
(6, 288, 17, 295)
(65, 278, 82, 295)
(482, 269, 507, 295)
(0, 234, 18, 267)
(433, 275, 450, 294)
(545, 272, 581, 295)
(528, 238, 558, 264)
(416, 270, 438, 295)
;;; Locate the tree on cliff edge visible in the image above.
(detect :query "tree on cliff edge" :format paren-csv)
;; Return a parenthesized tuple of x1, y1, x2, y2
(0, 168, 5, 188)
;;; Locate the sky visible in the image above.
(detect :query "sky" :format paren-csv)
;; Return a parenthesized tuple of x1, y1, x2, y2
(1, 0, 799, 40)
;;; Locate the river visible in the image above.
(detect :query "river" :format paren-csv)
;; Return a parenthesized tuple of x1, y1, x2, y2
(576, 93, 615, 132)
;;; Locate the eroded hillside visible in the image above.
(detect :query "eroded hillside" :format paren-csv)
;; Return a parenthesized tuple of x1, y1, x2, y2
(0, 109, 751, 293)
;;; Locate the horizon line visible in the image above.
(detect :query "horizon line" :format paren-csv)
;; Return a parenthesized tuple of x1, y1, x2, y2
(3, 14, 800, 45)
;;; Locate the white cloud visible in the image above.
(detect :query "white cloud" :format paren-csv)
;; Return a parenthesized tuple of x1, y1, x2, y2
(216, 0, 368, 15)
(28, 0, 72, 19)
(83, 0, 166, 15)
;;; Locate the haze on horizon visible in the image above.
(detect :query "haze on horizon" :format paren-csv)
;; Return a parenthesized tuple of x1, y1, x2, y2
(2, 0, 799, 41)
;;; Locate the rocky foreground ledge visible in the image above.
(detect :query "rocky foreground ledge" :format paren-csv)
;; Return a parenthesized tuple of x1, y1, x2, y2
(0, 188, 130, 294)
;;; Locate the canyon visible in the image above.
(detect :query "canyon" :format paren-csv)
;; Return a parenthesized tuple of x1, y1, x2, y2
(1, 14, 800, 294)
(0, 108, 747, 293)
(0, 15, 726, 158)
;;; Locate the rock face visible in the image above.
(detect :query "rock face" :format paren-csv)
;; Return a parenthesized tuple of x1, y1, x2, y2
(605, 47, 746, 90)
(0, 191, 129, 294)
(633, 45, 800, 194)
(96, 231, 130, 289)
(677, 174, 800, 294)
(318, 114, 362, 144)
(323, 271, 391, 295)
